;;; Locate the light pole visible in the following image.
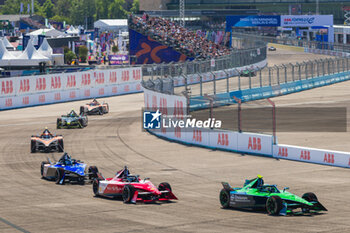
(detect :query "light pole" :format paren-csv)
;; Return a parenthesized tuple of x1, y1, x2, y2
(180, 0, 185, 27)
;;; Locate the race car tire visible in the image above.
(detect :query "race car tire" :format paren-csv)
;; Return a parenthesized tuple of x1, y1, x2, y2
(40, 161, 49, 177)
(219, 189, 230, 209)
(98, 107, 103, 115)
(158, 182, 172, 192)
(58, 140, 64, 152)
(88, 166, 99, 180)
(122, 185, 135, 203)
(92, 179, 100, 196)
(301, 192, 318, 213)
(56, 119, 61, 129)
(31, 140, 36, 153)
(104, 104, 109, 114)
(266, 196, 283, 215)
(55, 168, 65, 185)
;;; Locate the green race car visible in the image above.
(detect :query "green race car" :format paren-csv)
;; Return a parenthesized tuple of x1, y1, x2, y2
(57, 110, 88, 129)
(220, 175, 327, 215)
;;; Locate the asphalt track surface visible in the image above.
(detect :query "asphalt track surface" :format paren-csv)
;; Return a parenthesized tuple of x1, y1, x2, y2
(0, 48, 350, 233)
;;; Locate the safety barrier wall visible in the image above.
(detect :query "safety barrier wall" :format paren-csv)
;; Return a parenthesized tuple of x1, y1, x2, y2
(0, 67, 142, 110)
(144, 77, 350, 168)
(304, 48, 350, 57)
(190, 70, 350, 110)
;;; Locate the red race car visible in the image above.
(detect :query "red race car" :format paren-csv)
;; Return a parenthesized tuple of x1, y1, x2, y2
(93, 166, 177, 203)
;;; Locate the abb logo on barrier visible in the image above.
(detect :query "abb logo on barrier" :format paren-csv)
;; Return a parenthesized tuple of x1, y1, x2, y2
(132, 69, 141, 80)
(136, 84, 141, 91)
(51, 76, 61, 89)
(159, 97, 168, 115)
(19, 79, 30, 93)
(54, 93, 61, 101)
(5, 98, 12, 107)
(112, 87, 117, 94)
(122, 70, 130, 82)
(278, 147, 288, 157)
(217, 133, 229, 146)
(36, 77, 46, 91)
(95, 72, 105, 84)
(84, 89, 90, 97)
(81, 73, 91, 86)
(175, 127, 181, 138)
(193, 129, 202, 142)
(324, 153, 334, 164)
(66, 75, 76, 88)
(300, 150, 310, 161)
(70, 91, 76, 99)
(39, 94, 45, 103)
(248, 137, 261, 151)
(174, 100, 184, 119)
(22, 96, 29, 105)
(109, 71, 117, 83)
(152, 95, 157, 110)
(1, 80, 14, 94)
(99, 88, 104, 95)
(124, 85, 130, 92)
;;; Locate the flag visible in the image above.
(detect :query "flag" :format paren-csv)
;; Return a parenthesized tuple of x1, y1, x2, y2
(20, 3, 23, 14)
(27, 4, 30, 13)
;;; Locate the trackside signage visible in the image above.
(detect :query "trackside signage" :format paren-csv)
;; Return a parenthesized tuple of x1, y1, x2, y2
(273, 144, 350, 168)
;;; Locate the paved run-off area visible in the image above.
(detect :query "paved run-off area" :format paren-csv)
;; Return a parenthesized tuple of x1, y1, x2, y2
(0, 48, 349, 233)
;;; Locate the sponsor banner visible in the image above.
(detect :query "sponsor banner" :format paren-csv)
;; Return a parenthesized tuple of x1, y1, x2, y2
(237, 132, 273, 156)
(226, 15, 281, 29)
(0, 82, 141, 110)
(273, 144, 350, 168)
(108, 55, 129, 65)
(209, 130, 238, 151)
(189, 128, 210, 147)
(281, 15, 333, 27)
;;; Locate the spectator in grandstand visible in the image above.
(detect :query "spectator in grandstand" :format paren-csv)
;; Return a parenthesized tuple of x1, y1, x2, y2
(129, 14, 230, 59)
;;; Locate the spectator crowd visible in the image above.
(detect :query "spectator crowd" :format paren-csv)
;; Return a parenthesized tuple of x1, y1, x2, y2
(130, 14, 231, 59)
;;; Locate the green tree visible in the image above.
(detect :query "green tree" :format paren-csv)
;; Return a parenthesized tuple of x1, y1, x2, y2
(108, 0, 127, 19)
(130, 0, 139, 14)
(112, 45, 118, 54)
(65, 50, 76, 64)
(78, 45, 88, 62)
(55, 0, 72, 18)
(1, 0, 43, 15)
(95, 0, 113, 19)
(70, 0, 96, 28)
(42, 0, 54, 18)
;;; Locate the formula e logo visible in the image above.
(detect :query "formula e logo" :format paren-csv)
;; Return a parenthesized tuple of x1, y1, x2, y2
(143, 110, 161, 129)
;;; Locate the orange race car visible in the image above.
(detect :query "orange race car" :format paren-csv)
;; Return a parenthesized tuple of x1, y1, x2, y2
(80, 98, 109, 115)
(31, 128, 64, 153)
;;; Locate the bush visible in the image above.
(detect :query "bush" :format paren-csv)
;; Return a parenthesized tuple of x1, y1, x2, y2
(65, 50, 76, 64)
(112, 45, 118, 54)
(78, 45, 88, 62)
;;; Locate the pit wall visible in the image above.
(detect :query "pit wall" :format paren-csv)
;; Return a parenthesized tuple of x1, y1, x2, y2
(0, 67, 142, 110)
(144, 84, 350, 169)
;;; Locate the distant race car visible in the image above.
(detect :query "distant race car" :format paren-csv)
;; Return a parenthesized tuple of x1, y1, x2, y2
(220, 175, 327, 216)
(93, 166, 178, 203)
(41, 153, 100, 185)
(31, 128, 63, 153)
(80, 98, 109, 115)
(57, 110, 88, 129)
(241, 69, 257, 77)
(268, 46, 276, 51)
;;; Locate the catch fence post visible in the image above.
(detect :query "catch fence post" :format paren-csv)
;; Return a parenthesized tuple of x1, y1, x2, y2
(232, 96, 242, 133)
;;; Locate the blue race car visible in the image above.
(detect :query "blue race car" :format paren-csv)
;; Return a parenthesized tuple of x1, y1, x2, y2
(41, 153, 100, 185)
(56, 110, 88, 129)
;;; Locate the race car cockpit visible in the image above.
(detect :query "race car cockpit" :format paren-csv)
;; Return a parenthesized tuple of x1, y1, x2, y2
(89, 99, 100, 106)
(259, 185, 280, 193)
(58, 153, 74, 166)
(67, 110, 79, 117)
(115, 166, 139, 182)
(40, 128, 53, 139)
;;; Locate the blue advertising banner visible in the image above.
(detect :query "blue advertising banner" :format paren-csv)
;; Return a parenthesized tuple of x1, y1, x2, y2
(108, 55, 129, 65)
(226, 15, 281, 30)
(129, 29, 192, 64)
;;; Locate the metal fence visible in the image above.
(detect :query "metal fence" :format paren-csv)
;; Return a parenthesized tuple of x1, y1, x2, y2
(141, 43, 266, 80)
(232, 32, 350, 54)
